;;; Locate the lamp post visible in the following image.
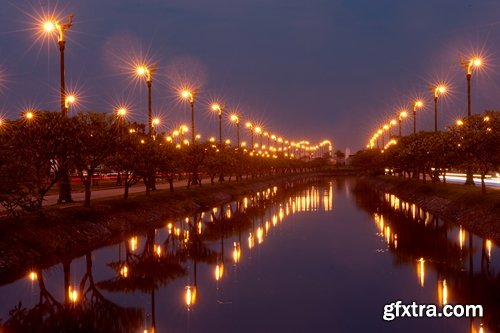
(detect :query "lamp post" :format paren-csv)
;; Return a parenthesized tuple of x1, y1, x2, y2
(431, 84, 447, 132)
(211, 103, 224, 146)
(43, 15, 74, 203)
(399, 110, 408, 136)
(43, 15, 73, 115)
(388, 120, 396, 138)
(413, 100, 423, 134)
(230, 115, 240, 148)
(245, 122, 254, 149)
(152, 117, 160, 139)
(255, 127, 262, 148)
(460, 56, 482, 185)
(264, 132, 270, 149)
(461, 56, 482, 117)
(136, 65, 156, 136)
(181, 90, 197, 143)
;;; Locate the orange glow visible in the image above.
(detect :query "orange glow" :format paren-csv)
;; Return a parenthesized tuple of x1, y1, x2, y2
(399, 110, 408, 119)
(117, 107, 127, 117)
(68, 286, 79, 303)
(233, 242, 241, 263)
(152, 117, 160, 126)
(414, 100, 423, 109)
(25, 111, 34, 120)
(65, 94, 76, 108)
(230, 114, 239, 123)
(185, 286, 197, 308)
(456, 119, 464, 126)
(120, 265, 129, 278)
(211, 103, 221, 111)
(29, 271, 38, 281)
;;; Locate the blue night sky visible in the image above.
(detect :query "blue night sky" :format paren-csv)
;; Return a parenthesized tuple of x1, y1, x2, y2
(1, 0, 500, 151)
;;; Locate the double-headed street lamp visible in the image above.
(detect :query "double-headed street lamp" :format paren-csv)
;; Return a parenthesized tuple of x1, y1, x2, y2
(211, 103, 224, 146)
(181, 90, 197, 143)
(431, 84, 447, 132)
(413, 100, 424, 134)
(136, 65, 156, 136)
(230, 114, 240, 148)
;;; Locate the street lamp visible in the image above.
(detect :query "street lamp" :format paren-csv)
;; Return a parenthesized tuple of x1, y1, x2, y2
(413, 100, 424, 134)
(431, 84, 447, 132)
(388, 119, 397, 137)
(64, 94, 76, 111)
(399, 110, 408, 136)
(245, 122, 254, 149)
(43, 14, 74, 203)
(230, 114, 240, 148)
(136, 64, 156, 137)
(181, 90, 197, 143)
(460, 56, 482, 185)
(152, 117, 160, 139)
(461, 56, 482, 117)
(211, 103, 224, 146)
(43, 15, 73, 115)
(255, 126, 262, 147)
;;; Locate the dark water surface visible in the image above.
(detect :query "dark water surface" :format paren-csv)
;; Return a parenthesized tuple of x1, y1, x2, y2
(0, 178, 497, 332)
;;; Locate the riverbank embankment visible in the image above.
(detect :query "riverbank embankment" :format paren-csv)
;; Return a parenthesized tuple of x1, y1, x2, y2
(360, 176, 500, 242)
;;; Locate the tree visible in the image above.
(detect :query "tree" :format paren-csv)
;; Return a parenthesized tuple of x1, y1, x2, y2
(0, 111, 78, 214)
(73, 112, 118, 207)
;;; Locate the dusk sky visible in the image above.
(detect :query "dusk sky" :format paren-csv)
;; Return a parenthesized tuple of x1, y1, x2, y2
(1, 0, 500, 151)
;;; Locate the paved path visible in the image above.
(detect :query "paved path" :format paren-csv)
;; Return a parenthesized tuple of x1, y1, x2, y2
(41, 179, 200, 207)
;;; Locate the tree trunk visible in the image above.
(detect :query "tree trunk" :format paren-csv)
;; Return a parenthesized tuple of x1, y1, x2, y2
(84, 179, 91, 207)
(481, 173, 486, 194)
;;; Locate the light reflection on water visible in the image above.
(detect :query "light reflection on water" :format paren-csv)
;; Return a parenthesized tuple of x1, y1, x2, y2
(0, 178, 497, 332)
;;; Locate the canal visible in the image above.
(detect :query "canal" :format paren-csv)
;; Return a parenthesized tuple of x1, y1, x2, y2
(0, 177, 497, 332)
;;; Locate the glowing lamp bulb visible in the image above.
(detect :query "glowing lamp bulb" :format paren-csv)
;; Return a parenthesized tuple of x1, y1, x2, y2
(152, 118, 160, 126)
(472, 58, 482, 67)
(66, 95, 76, 104)
(136, 66, 147, 76)
(437, 85, 446, 94)
(211, 103, 220, 111)
(43, 21, 56, 32)
(25, 112, 34, 120)
(181, 90, 190, 99)
(117, 107, 127, 116)
(415, 101, 423, 108)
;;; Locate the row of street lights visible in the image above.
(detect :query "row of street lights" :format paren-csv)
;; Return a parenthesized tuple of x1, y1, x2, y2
(367, 55, 483, 150)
